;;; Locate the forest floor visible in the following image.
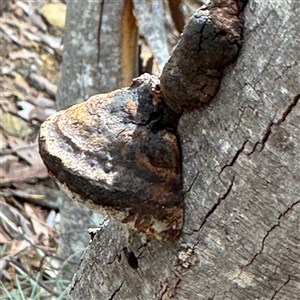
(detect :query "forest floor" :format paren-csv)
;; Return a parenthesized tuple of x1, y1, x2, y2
(1, 0, 68, 298)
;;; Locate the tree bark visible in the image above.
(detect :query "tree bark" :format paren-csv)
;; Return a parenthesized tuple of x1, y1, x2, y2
(56, 0, 138, 111)
(132, 0, 170, 73)
(66, 1, 300, 299)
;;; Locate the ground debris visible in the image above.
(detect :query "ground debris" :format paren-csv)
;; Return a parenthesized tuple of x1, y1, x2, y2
(0, 1, 67, 298)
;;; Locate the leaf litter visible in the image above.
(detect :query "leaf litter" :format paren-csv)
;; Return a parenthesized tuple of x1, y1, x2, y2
(0, 0, 68, 298)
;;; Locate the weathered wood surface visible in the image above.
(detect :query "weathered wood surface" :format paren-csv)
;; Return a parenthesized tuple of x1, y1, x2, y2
(44, 0, 299, 298)
(56, 0, 138, 111)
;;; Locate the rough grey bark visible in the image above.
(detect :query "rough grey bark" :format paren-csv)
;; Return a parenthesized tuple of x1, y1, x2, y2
(66, 0, 300, 299)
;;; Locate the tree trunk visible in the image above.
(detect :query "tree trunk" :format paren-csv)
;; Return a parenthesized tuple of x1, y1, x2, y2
(66, 1, 300, 299)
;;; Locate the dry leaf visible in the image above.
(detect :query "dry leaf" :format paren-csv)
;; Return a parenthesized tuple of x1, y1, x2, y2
(1, 137, 48, 184)
(27, 73, 57, 97)
(40, 3, 66, 28)
(0, 109, 30, 139)
(1, 159, 48, 184)
(7, 136, 38, 165)
(9, 49, 42, 63)
(0, 200, 33, 239)
(14, 73, 31, 94)
(24, 203, 49, 244)
(16, 101, 35, 120)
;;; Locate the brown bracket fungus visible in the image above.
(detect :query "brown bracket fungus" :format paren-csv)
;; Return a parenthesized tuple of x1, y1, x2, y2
(39, 0, 245, 241)
(39, 74, 183, 240)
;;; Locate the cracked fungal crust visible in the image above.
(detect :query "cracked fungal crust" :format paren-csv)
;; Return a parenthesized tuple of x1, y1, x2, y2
(160, 0, 244, 113)
(39, 74, 183, 240)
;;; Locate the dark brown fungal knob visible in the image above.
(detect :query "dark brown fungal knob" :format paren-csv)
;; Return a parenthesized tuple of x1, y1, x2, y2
(160, 0, 244, 113)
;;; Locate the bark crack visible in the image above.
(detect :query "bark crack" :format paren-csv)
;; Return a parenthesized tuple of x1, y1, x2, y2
(156, 268, 181, 299)
(270, 275, 291, 300)
(97, 0, 105, 64)
(239, 93, 299, 157)
(173, 277, 181, 295)
(257, 94, 299, 152)
(106, 254, 119, 266)
(198, 19, 208, 53)
(219, 141, 248, 174)
(157, 281, 168, 300)
(243, 224, 277, 268)
(199, 177, 234, 231)
(243, 200, 300, 268)
(107, 281, 124, 300)
(184, 171, 200, 194)
(277, 94, 299, 126)
(191, 177, 235, 244)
